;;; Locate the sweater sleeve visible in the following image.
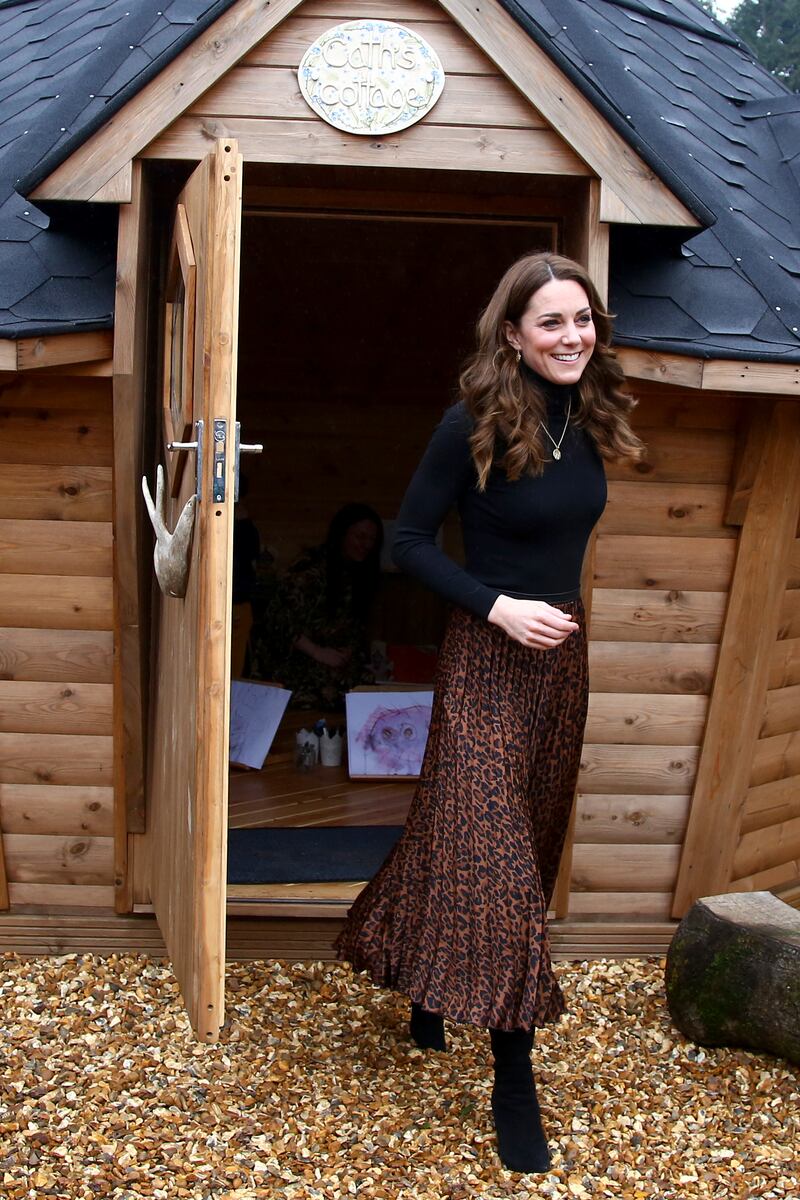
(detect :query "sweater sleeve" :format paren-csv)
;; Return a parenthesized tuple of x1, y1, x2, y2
(391, 404, 501, 619)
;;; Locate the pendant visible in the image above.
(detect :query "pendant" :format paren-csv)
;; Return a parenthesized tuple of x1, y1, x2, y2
(553, 448, 561, 460)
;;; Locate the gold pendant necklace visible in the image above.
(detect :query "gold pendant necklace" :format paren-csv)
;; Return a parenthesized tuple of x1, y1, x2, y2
(538, 397, 572, 461)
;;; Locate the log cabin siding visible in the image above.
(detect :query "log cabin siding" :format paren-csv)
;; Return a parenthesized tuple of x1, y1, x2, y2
(0, 374, 115, 910)
(570, 383, 742, 918)
(732, 529, 800, 892)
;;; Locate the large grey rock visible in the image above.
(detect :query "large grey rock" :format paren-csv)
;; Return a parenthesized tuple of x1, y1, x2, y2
(665, 891, 800, 1065)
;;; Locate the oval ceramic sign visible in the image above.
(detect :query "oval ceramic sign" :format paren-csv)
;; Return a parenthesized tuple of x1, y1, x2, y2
(297, 21, 445, 136)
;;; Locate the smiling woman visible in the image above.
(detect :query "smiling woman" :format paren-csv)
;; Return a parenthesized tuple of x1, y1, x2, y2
(335, 251, 646, 1175)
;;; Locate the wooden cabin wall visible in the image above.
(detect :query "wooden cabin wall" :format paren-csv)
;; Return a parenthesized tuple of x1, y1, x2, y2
(569, 382, 741, 919)
(729, 509, 800, 894)
(0, 372, 115, 910)
(143, 0, 587, 179)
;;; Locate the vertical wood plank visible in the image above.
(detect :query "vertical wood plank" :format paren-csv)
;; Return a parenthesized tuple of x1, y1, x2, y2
(672, 402, 800, 916)
(553, 529, 598, 918)
(148, 141, 240, 1042)
(112, 160, 150, 909)
(0, 825, 8, 908)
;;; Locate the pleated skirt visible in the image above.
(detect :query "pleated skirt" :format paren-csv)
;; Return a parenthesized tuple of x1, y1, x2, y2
(334, 600, 589, 1031)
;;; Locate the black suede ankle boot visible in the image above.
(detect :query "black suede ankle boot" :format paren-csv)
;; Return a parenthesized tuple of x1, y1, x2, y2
(489, 1027, 551, 1173)
(409, 1002, 447, 1051)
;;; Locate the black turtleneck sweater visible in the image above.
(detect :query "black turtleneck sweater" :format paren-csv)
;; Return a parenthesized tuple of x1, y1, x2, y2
(391, 374, 608, 618)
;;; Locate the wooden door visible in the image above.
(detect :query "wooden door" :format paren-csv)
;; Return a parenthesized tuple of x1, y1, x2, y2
(148, 140, 242, 1041)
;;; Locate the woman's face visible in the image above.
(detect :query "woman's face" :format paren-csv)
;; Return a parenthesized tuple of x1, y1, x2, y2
(504, 278, 596, 385)
(342, 518, 379, 562)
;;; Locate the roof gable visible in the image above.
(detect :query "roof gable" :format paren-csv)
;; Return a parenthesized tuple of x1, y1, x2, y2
(29, 0, 694, 229)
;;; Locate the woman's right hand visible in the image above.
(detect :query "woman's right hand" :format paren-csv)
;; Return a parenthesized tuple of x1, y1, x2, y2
(487, 595, 579, 649)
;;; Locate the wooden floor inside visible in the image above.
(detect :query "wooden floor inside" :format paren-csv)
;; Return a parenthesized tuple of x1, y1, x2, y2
(229, 761, 413, 827)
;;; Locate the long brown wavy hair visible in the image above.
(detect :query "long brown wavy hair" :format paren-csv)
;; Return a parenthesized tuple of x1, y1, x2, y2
(459, 252, 645, 489)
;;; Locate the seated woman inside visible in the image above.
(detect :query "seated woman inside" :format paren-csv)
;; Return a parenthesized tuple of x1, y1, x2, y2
(250, 502, 384, 710)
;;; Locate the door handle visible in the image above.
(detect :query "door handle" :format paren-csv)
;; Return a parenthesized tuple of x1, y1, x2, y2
(166, 419, 204, 500)
(234, 422, 263, 502)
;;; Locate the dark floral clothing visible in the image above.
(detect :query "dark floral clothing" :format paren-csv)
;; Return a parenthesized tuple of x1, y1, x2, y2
(249, 551, 373, 709)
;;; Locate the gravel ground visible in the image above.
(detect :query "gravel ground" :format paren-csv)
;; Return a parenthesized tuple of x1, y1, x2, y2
(0, 953, 797, 1200)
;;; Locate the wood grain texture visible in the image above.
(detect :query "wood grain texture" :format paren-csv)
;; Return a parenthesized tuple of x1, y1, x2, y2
(0, 783, 113, 836)
(566, 891, 673, 917)
(590, 589, 725, 644)
(588, 641, 718, 695)
(574, 794, 690, 844)
(0, 403, 112, 467)
(673, 402, 800, 915)
(113, 160, 150, 854)
(742, 775, 800, 836)
(777, 590, 800, 641)
(618, 348, 800, 395)
(0, 682, 112, 735)
(605, 429, 735, 485)
(0, 576, 113, 631)
(0, 520, 112, 577)
(760, 685, 800, 739)
(728, 859, 800, 895)
(147, 143, 240, 1042)
(751, 729, 800, 788)
(146, 118, 587, 176)
(244, 14, 495, 72)
(571, 843, 682, 892)
(603, 481, 733, 538)
(0, 732, 113, 787)
(0, 628, 113, 683)
(0, 835, 8, 910)
(725, 404, 771, 526)
(194, 65, 545, 128)
(593, 535, 735, 592)
(584, 693, 708, 746)
(5, 883, 115, 909)
(0, 465, 112, 522)
(15, 331, 113, 371)
(0, 911, 678, 958)
(769, 638, 800, 689)
(733, 816, 800, 880)
(578, 744, 698, 795)
(3, 833, 113, 885)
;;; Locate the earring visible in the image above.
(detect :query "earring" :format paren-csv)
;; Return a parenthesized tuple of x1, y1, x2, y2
(515, 348, 521, 364)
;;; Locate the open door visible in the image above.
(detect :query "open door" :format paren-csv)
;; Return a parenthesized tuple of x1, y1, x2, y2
(147, 140, 242, 1041)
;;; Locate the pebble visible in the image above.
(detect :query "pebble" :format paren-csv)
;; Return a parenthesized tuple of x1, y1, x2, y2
(0, 954, 797, 1197)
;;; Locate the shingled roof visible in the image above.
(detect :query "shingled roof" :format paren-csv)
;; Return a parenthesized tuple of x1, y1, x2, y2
(0, 0, 798, 363)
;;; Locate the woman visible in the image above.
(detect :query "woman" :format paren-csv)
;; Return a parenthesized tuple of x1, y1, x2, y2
(335, 253, 644, 1173)
(250, 502, 383, 710)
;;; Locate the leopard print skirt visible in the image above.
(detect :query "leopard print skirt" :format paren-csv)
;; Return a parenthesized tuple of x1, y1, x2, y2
(334, 600, 589, 1032)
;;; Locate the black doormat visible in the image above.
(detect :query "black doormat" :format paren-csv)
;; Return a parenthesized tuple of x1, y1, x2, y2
(227, 826, 404, 884)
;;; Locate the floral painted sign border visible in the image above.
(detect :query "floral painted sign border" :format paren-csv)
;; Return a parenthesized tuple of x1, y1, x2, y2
(297, 20, 445, 136)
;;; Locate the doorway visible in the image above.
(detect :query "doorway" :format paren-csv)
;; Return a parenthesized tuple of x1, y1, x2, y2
(225, 168, 557, 906)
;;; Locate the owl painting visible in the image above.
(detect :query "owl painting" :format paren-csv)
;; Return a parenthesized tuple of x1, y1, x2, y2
(347, 692, 434, 777)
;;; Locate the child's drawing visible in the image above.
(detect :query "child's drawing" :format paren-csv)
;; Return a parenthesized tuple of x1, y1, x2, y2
(346, 691, 434, 777)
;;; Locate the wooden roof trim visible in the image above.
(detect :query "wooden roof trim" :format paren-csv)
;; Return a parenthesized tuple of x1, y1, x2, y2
(30, 0, 306, 203)
(0, 330, 113, 370)
(31, 0, 699, 225)
(618, 347, 800, 394)
(437, 0, 698, 228)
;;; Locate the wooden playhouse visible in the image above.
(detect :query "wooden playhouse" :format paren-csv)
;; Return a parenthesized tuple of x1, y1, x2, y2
(1, 0, 799, 1038)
